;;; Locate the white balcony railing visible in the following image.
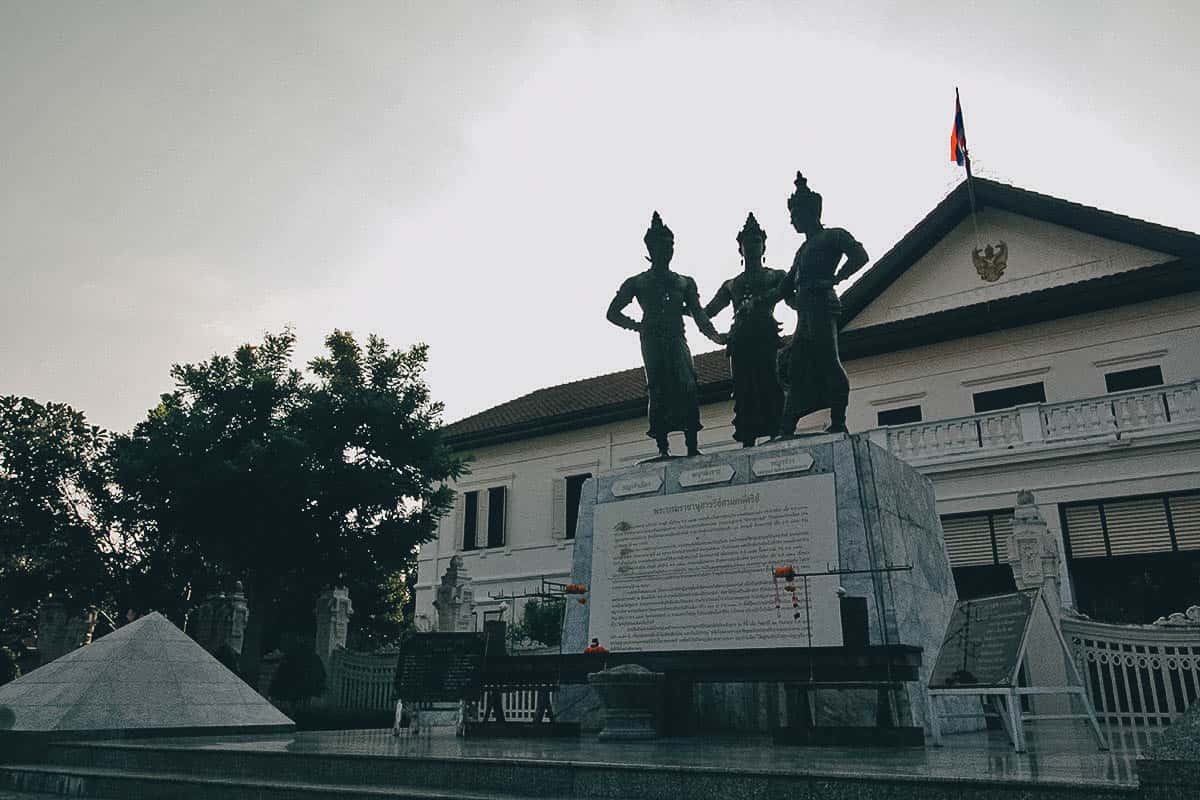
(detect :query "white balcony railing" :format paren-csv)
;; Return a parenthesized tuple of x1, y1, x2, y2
(873, 381, 1200, 464)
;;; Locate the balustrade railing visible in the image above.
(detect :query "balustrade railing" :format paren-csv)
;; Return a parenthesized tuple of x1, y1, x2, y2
(876, 381, 1199, 463)
(1062, 614, 1200, 729)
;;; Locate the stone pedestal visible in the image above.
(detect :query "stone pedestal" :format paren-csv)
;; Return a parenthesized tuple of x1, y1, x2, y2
(563, 434, 963, 734)
(588, 664, 663, 740)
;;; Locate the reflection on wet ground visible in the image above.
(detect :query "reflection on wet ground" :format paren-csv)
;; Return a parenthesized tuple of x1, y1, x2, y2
(108, 721, 1158, 788)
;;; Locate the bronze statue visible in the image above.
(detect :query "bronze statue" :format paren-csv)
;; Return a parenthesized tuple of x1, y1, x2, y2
(704, 213, 787, 447)
(777, 173, 869, 436)
(607, 212, 725, 458)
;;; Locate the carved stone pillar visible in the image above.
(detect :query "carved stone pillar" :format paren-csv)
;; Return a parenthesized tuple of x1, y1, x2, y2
(1004, 490, 1069, 711)
(314, 587, 353, 672)
(189, 582, 250, 657)
(36, 600, 97, 664)
(1005, 489, 1063, 611)
(432, 555, 475, 633)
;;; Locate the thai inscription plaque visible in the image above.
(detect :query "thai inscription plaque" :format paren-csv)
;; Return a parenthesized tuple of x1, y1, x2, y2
(589, 474, 842, 652)
(928, 590, 1037, 688)
(394, 633, 485, 701)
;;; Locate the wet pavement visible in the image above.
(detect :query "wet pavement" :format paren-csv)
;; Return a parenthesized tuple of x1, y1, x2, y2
(104, 721, 1155, 789)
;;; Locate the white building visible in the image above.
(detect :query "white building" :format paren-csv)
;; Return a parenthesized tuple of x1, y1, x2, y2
(415, 178, 1200, 632)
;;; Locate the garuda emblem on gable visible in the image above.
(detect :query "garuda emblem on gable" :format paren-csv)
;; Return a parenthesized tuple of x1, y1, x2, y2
(972, 241, 1008, 282)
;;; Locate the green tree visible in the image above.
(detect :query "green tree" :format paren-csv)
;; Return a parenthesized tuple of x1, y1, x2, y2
(108, 329, 462, 683)
(268, 647, 327, 706)
(0, 397, 112, 644)
(513, 598, 564, 648)
(0, 645, 20, 686)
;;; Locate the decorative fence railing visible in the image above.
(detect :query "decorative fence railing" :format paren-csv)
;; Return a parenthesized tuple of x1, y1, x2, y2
(476, 687, 556, 722)
(327, 648, 399, 711)
(323, 648, 553, 721)
(1062, 613, 1200, 728)
(875, 380, 1200, 463)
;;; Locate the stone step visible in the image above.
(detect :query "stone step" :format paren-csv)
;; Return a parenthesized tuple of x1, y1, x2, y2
(45, 740, 584, 796)
(37, 739, 1136, 800)
(0, 764, 594, 800)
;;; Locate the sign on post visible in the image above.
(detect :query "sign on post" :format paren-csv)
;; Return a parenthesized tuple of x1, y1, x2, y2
(394, 633, 486, 702)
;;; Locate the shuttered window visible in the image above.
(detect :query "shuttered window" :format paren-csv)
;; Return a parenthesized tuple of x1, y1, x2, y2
(1105, 497, 1171, 555)
(1063, 505, 1106, 558)
(940, 510, 1011, 567)
(1062, 491, 1200, 559)
(1168, 494, 1200, 552)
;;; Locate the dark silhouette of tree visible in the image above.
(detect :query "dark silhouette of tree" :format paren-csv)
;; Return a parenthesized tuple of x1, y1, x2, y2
(108, 329, 463, 684)
(0, 397, 111, 643)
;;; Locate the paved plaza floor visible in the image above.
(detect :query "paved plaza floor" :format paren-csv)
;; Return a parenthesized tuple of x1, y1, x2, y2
(111, 721, 1154, 790)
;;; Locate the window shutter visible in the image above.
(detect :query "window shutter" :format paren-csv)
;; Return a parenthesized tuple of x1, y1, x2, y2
(452, 491, 465, 551)
(1063, 505, 1106, 558)
(940, 515, 995, 567)
(551, 478, 567, 540)
(1170, 494, 1200, 552)
(477, 490, 489, 547)
(1104, 497, 1171, 556)
(487, 486, 507, 548)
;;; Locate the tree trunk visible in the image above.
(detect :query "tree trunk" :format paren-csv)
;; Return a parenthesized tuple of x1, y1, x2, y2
(238, 579, 272, 691)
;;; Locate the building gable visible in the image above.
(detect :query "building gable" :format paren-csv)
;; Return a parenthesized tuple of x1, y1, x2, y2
(843, 208, 1172, 331)
(840, 178, 1200, 334)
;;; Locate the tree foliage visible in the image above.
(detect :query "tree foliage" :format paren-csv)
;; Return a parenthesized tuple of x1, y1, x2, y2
(107, 329, 462, 679)
(268, 647, 327, 704)
(0, 397, 112, 643)
(0, 645, 20, 686)
(510, 598, 564, 648)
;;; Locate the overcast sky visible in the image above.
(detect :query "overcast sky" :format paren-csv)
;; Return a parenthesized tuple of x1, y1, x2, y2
(2, 1, 1197, 433)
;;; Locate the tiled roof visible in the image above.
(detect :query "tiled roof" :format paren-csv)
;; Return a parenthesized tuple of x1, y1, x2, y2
(444, 348, 733, 441)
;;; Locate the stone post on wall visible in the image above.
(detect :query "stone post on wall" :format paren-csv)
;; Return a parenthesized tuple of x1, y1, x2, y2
(36, 600, 98, 665)
(432, 555, 475, 633)
(314, 587, 353, 675)
(1004, 489, 1070, 712)
(1005, 490, 1063, 608)
(188, 582, 250, 658)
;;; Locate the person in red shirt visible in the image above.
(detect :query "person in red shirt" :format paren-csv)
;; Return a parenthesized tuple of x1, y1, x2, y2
(583, 638, 608, 654)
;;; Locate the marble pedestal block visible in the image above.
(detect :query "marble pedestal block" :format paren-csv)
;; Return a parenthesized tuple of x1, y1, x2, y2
(562, 434, 966, 734)
(588, 665, 663, 740)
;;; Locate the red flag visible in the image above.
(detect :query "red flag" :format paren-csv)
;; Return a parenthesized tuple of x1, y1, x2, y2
(951, 89, 968, 166)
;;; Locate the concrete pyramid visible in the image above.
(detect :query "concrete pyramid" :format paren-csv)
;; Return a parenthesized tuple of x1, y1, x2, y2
(0, 611, 293, 735)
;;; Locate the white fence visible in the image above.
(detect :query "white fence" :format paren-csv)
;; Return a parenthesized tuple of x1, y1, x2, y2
(327, 648, 399, 711)
(1062, 614, 1200, 728)
(878, 380, 1200, 463)
(324, 648, 552, 722)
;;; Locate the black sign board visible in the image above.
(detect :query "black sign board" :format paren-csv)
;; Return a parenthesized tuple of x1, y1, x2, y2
(929, 590, 1037, 689)
(394, 633, 486, 701)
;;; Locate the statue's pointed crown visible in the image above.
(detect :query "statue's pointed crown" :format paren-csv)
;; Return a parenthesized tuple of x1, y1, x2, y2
(787, 171, 822, 217)
(737, 212, 766, 246)
(644, 210, 674, 249)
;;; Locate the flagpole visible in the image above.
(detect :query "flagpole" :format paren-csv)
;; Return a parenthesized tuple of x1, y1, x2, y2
(957, 87, 982, 247)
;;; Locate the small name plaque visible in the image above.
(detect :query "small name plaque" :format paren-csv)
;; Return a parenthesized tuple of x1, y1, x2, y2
(752, 453, 815, 478)
(611, 473, 663, 498)
(678, 464, 735, 488)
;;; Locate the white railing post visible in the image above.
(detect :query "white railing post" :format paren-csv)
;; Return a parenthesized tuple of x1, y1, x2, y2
(1018, 405, 1044, 445)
